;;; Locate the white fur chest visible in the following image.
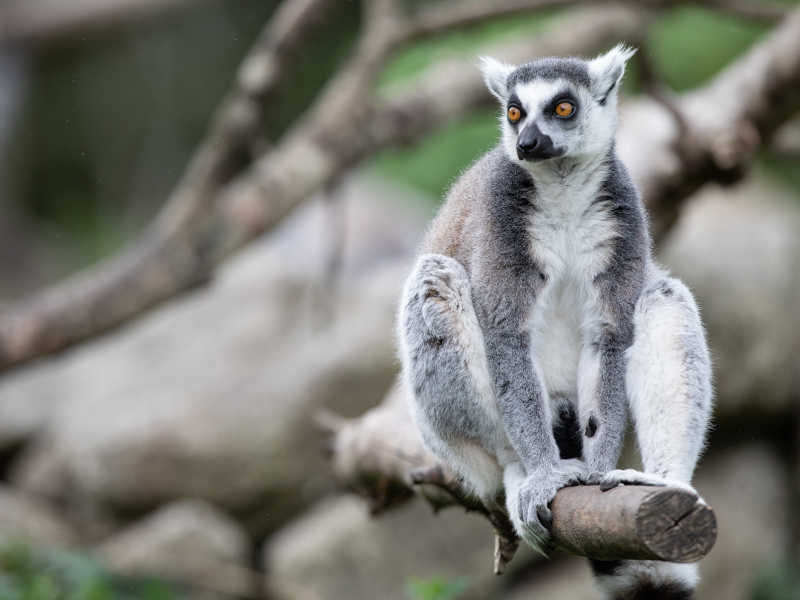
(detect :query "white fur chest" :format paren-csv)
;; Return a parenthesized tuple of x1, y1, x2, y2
(525, 164, 618, 401)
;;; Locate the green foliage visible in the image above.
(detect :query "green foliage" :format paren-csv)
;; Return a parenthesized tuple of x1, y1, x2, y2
(406, 576, 471, 600)
(370, 109, 499, 202)
(647, 6, 770, 92)
(751, 560, 800, 600)
(0, 542, 182, 600)
(761, 150, 800, 198)
(379, 12, 558, 90)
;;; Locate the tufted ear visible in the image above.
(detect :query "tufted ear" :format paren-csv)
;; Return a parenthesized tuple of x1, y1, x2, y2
(588, 44, 636, 104)
(478, 56, 513, 102)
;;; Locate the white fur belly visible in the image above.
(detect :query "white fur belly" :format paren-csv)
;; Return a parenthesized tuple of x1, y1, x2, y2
(532, 275, 586, 400)
(525, 184, 617, 405)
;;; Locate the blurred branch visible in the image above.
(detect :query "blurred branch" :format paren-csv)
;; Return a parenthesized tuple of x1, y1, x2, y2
(0, 0, 212, 44)
(771, 118, 800, 157)
(0, 0, 784, 48)
(0, 1, 799, 371)
(0, 6, 635, 371)
(398, 0, 786, 41)
(639, 3, 800, 237)
(697, 0, 788, 21)
(0, 0, 337, 370)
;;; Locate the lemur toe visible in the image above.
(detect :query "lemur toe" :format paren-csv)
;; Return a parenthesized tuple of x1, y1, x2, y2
(536, 504, 553, 528)
(586, 472, 602, 486)
(598, 469, 702, 500)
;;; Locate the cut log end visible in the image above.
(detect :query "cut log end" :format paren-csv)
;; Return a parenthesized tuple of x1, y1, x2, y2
(550, 485, 717, 564)
(638, 489, 717, 563)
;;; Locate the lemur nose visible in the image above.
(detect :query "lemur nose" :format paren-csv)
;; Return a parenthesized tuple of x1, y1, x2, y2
(516, 122, 562, 161)
(518, 138, 539, 151)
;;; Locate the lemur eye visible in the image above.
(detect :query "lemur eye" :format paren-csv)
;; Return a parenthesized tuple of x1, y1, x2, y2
(508, 106, 521, 123)
(555, 102, 574, 117)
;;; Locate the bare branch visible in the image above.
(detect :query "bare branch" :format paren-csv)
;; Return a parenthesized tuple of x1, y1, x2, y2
(399, 0, 580, 41)
(771, 118, 800, 157)
(398, 0, 786, 43)
(0, 0, 337, 371)
(0, 0, 211, 44)
(330, 384, 716, 573)
(697, 0, 787, 22)
(634, 3, 800, 237)
(0, 7, 632, 372)
(2, 1, 799, 372)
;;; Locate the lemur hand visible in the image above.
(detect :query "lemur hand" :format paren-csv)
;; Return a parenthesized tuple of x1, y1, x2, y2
(509, 459, 586, 555)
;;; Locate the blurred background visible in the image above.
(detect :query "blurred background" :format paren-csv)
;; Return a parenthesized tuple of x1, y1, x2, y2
(0, 0, 799, 598)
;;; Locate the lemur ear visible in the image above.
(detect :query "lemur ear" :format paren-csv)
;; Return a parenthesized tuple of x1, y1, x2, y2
(588, 44, 636, 104)
(478, 56, 513, 101)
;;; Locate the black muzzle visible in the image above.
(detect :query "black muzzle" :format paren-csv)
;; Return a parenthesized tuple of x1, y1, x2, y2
(516, 123, 564, 161)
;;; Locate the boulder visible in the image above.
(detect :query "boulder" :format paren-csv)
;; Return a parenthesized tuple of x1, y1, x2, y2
(500, 555, 599, 600)
(695, 444, 790, 600)
(262, 494, 539, 600)
(0, 483, 77, 546)
(660, 172, 800, 416)
(102, 498, 256, 599)
(102, 498, 251, 571)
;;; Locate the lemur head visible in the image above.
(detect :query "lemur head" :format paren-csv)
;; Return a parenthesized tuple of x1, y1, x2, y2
(479, 45, 636, 166)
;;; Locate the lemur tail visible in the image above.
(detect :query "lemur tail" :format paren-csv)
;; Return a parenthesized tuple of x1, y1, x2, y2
(589, 559, 699, 600)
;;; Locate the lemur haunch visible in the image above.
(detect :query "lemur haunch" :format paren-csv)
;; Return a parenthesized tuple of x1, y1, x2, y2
(398, 46, 712, 600)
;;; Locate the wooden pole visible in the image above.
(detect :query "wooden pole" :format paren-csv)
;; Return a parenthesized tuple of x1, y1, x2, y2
(549, 485, 716, 563)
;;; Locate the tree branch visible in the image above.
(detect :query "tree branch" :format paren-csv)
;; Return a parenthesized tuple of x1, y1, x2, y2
(636, 3, 800, 237)
(1, 2, 799, 371)
(329, 384, 716, 573)
(0, 6, 636, 372)
(0, 0, 337, 370)
(0, 0, 212, 44)
(399, 0, 786, 43)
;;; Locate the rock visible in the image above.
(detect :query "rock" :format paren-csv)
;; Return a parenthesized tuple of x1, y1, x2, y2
(695, 444, 790, 600)
(263, 494, 539, 600)
(660, 172, 800, 416)
(102, 498, 251, 570)
(102, 499, 256, 599)
(500, 555, 599, 600)
(0, 483, 77, 546)
(4, 173, 429, 536)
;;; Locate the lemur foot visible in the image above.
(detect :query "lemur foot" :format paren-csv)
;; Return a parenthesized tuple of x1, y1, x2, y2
(597, 469, 705, 504)
(414, 255, 471, 339)
(507, 459, 586, 555)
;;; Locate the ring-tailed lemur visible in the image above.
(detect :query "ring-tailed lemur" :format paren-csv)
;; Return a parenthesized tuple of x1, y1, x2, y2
(397, 45, 712, 600)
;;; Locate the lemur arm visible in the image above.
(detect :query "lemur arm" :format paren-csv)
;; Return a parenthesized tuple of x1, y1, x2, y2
(582, 328, 631, 478)
(484, 326, 561, 473)
(472, 266, 561, 475)
(582, 219, 647, 480)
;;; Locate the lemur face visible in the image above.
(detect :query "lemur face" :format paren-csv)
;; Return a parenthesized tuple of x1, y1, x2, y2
(479, 45, 636, 166)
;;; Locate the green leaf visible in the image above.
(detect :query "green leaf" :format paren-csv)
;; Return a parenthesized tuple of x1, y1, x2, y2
(406, 576, 471, 600)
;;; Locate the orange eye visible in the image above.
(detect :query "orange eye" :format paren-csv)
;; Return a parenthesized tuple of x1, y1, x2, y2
(507, 106, 521, 123)
(555, 102, 574, 117)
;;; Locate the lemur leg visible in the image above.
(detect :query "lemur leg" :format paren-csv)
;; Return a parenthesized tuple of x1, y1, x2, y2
(591, 278, 711, 600)
(599, 277, 712, 495)
(401, 254, 585, 553)
(399, 254, 508, 498)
